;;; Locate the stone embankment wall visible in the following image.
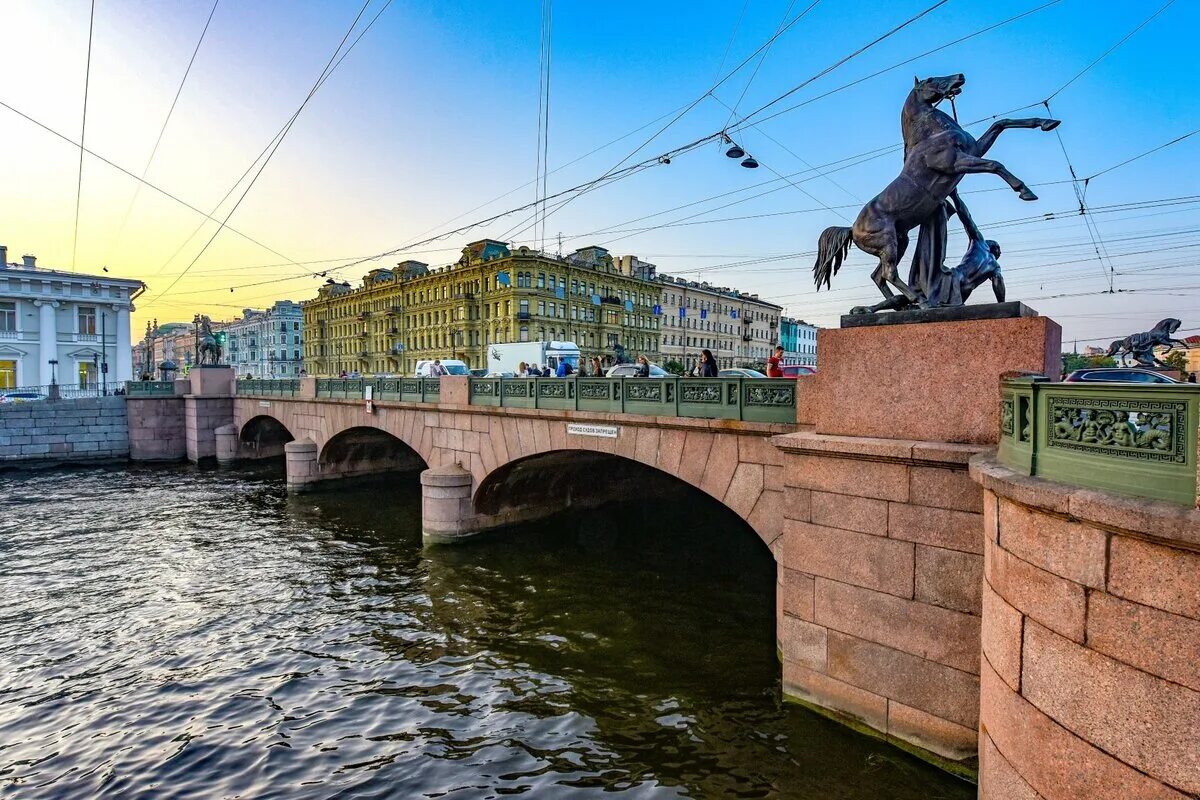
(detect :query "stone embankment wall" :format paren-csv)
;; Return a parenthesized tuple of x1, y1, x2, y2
(773, 432, 987, 766)
(972, 456, 1200, 799)
(0, 397, 128, 464)
(126, 397, 186, 461)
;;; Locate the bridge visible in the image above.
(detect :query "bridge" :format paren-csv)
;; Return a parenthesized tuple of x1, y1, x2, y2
(123, 313, 1200, 798)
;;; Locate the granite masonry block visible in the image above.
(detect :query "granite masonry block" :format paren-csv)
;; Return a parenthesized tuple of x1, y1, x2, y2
(826, 630, 980, 729)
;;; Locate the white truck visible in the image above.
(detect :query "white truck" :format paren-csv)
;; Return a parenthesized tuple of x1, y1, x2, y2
(486, 341, 581, 376)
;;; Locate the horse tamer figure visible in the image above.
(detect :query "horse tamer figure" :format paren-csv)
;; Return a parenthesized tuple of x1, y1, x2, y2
(813, 74, 1060, 312)
(197, 316, 223, 366)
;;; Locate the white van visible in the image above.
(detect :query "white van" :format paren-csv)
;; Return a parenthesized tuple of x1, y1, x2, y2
(414, 359, 470, 377)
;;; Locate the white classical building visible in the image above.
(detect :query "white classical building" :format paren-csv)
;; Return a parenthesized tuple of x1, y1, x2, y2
(0, 247, 144, 390)
(224, 300, 304, 378)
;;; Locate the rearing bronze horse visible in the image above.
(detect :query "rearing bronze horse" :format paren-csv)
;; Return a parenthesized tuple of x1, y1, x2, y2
(813, 74, 1059, 311)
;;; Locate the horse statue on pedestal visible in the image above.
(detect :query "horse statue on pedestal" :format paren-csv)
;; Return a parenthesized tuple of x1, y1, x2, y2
(197, 316, 223, 366)
(813, 74, 1060, 313)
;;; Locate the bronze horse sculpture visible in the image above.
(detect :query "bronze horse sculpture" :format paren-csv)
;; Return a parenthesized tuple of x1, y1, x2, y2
(1105, 319, 1190, 368)
(813, 74, 1059, 312)
(197, 316, 223, 366)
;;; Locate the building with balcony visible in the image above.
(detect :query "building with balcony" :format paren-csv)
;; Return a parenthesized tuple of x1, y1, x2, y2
(301, 240, 663, 376)
(656, 275, 783, 371)
(0, 246, 144, 390)
(221, 301, 304, 378)
(780, 316, 818, 367)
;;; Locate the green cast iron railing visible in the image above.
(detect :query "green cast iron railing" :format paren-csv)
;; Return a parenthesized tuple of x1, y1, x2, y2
(998, 377, 1200, 506)
(125, 380, 176, 397)
(467, 376, 796, 423)
(235, 379, 300, 397)
(312, 377, 441, 402)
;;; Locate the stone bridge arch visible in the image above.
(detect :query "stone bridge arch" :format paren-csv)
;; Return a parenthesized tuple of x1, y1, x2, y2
(238, 414, 295, 459)
(318, 425, 428, 480)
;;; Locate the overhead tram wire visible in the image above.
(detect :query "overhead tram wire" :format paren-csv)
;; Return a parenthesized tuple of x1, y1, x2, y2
(504, 0, 835, 241)
(523, 0, 1058, 248)
(726, 0, 1063, 134)
(0, 100, 320, 268)
(143, 0, 389, 309)
(148, 0, 392, 281)
(1045, 0, 1177, 105)
(106, 0, 221, 263)
(720, 0, 812, 131)
(1037, 0, 1181, 292)
(143, 0, 1187, 298)
(71, 0, 97, 272)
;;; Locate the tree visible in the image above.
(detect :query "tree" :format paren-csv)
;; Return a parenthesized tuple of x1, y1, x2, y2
(1062, 353, 1115, 374)
(663, 360, 686, 376)
(1162, 350, 1188, 372)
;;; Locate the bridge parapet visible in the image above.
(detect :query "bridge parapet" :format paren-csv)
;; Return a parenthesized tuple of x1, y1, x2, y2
(998, 377, 1200, 506)
(971, 455, 1200, 798)
(234, 375, 802, 424)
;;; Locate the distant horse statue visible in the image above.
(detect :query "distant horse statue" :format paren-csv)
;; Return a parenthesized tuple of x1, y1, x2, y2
(1105, 319, 1190, 368)
(813, 74, 1059, 312)
(197, 316, 223, 365)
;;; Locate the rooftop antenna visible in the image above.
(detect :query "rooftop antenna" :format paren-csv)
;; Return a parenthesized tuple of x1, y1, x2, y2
(556, 231, 562, 258)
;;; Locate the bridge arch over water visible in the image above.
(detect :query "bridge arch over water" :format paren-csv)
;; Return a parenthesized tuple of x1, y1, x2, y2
(238, 414, 295, 459)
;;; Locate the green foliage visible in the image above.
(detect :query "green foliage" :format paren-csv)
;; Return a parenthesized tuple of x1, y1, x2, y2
(1062, 353, 1116, 373)
(1162, 350, 1188, 372)
(662, 360, 686, 376)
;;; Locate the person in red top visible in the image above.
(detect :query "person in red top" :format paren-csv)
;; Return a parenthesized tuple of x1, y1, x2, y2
(766, 345, 785, 377)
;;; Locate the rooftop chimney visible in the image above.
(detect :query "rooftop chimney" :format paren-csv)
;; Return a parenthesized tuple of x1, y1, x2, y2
(22, 254, 36, 268)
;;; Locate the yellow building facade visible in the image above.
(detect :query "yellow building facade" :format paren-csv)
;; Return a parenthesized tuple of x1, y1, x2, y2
(303, 241, 663, 376)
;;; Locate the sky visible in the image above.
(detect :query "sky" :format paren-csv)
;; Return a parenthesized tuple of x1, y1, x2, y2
(1, 0, 1197, 349)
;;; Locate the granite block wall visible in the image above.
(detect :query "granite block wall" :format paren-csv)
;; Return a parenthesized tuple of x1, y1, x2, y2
(0, 396, 129, 464)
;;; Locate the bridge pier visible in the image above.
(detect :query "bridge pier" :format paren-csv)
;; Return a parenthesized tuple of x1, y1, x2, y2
(285, 438, 320, 492)
(215, 424, 238, 465)
(420, 464, 478, 544)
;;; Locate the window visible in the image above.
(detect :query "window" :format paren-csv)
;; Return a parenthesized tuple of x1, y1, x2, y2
(0, 302, 14, 332)
(78, 306, 97, 335)
(538, 300, 546, 315)
(519, 300, 529, 316)
(538, 273, 546, 289)
(520, 326, 529, 342)
(0, 359, 15, 389)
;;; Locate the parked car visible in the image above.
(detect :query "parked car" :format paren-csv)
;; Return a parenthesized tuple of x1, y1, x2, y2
(414, 359, 470, 377)
(718, 368, 767, 378)
(1064, 368, 1180, 384)
(780, 365, 817, 378)
(469, 368, 489, 377)
(606, 363, 670, 378)
(0, 390, 49, 404)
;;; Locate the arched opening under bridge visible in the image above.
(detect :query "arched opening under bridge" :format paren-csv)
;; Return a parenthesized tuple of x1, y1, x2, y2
(318, 426, 427, 481)
(239, 415, 295, 460)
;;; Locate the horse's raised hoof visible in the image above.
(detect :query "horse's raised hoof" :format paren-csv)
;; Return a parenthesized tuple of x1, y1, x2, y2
(1018, 187, 1038, 201)
(1040, 119, 1061, 131)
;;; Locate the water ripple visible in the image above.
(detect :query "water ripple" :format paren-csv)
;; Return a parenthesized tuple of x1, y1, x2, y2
(0, 464, 972, 799)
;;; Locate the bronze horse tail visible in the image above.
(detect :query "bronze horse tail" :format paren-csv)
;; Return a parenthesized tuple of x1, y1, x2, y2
(813, 225, 854, 290)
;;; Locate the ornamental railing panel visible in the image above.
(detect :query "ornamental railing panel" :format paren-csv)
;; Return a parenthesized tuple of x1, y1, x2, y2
(125, 380, 176, 397)
(463, 376, 796, 422)
(234, 379, 299, 397)
(998, 378, 1199, 506)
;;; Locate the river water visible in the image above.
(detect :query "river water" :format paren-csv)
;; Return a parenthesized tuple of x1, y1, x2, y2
(0, 464, 972, 799)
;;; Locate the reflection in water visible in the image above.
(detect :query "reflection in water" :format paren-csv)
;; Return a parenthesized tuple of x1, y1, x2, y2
(0, 463, 972, 799)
